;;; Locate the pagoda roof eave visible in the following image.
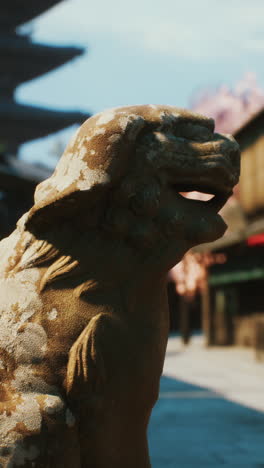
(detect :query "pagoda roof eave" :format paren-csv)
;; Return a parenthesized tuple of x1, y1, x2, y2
(0, 100, 90, 144)
(0, 155, 53, 192)
(3, 155, 52, 182)
(0, 37, 84, 87)
(0, 160, 50, 191)
(0, 0, 64, 30)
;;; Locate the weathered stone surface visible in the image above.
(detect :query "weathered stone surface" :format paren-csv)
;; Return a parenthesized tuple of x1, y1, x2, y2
(0, 105, 240, 467)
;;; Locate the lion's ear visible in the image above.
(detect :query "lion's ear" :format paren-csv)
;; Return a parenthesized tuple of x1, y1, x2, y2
(25, 195, 78, 233)
(124, 115, 145, 141)
(25, 186, 108, 234)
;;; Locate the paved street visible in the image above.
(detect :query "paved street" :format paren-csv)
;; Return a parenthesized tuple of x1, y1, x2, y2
(148, 335, 264, 467)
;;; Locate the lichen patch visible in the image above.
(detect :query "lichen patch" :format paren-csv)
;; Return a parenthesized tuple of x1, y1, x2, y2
(0, 268, 41, 355)
(0, 393, 42, 444)
(43, 395, 64, 415)
(96, 110, 116, 126)
(47, 308, 58, 321)
(77, 169, 110, 191)
(68, 128, 80, 150)
(14, 323, 47, 365)
(93, 127, 106, 136)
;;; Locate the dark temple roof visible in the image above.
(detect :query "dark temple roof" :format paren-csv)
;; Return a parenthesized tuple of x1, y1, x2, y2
(234, 107, 264, 151)
(0, 0, 64, 31)
(0, 35, 84, 90)
(0, 99, 90, 145)
(0, 155, 52, 191)
(0, 0, 90, 157)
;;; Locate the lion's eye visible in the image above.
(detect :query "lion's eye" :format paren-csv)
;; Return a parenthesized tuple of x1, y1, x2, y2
(176, 123, 213, 142)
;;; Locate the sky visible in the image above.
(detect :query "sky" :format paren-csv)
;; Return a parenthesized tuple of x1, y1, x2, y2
(17, 0, 264, 167)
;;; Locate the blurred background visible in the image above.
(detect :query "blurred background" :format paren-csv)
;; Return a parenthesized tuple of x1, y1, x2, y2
(1, 1, 264, 465)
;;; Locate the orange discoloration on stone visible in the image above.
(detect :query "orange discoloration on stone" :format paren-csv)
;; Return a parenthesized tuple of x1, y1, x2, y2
(7, 421, 36, 437)
(0, 349, 22, 416)
(0, 390, 23, 417)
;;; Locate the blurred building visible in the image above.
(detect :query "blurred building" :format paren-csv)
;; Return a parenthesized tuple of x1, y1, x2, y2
(169, 81, 264, 355)
(196, 108, 264, 355)
(0, 0, 90, 236)
(179, 110, 264, 355)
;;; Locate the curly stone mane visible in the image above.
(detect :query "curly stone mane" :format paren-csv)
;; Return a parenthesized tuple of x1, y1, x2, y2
(9, 179, 163, 301)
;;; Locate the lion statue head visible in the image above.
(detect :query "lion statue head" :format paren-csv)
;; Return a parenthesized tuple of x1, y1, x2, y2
(23, 105, 239, 277)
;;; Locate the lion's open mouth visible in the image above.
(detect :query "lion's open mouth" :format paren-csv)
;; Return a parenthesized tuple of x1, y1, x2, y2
(172, 182, 231, 212)
(179, 191, 214, 201)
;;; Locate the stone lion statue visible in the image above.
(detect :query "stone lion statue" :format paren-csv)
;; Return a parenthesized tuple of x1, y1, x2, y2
(0, 105, 240, 467)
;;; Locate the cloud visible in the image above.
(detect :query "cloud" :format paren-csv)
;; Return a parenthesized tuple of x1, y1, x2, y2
(29, 0, 264, 61)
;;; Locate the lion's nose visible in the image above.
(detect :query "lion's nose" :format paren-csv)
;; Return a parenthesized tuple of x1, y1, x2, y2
(228, 148, 240, 171)
(221, 134, 240, 171)
(213, 133, 240, 172)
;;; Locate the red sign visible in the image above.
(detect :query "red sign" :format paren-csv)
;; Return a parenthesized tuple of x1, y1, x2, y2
(247, 233, 264, 246)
